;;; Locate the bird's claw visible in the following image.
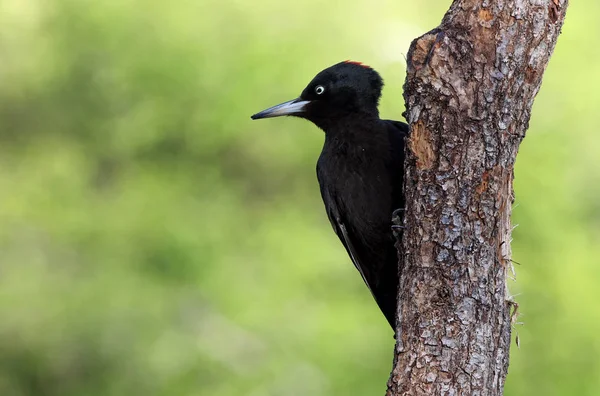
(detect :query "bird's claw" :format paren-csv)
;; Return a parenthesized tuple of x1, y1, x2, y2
(392, 207, 406, 218)
(392, 207, 406, 226)
(392, 207, 406, 237)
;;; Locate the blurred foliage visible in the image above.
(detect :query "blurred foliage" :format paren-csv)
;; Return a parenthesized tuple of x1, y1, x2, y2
(0, 0, 598, 395)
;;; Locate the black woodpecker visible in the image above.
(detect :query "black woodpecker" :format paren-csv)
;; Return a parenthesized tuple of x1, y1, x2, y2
(251, 61, 408, 329)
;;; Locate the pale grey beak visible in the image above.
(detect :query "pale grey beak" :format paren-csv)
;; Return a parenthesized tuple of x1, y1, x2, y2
(251, 98, 310, 120)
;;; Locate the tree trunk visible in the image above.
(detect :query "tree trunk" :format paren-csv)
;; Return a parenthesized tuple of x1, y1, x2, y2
(387, 1, 568, 395)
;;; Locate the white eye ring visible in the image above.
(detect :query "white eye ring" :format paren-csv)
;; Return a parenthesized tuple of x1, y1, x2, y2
(315, 85, 325, 95)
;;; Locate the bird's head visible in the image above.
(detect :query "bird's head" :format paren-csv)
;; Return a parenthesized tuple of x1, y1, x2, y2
(251, 61, 383, 129)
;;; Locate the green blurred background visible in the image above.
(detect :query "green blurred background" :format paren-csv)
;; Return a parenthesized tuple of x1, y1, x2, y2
(0, 0, 597, 395)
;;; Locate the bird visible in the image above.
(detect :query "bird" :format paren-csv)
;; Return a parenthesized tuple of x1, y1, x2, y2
(251, 61, 408, 330)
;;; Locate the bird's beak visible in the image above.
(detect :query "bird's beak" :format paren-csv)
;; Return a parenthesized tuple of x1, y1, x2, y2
(251, 98, 310, 120)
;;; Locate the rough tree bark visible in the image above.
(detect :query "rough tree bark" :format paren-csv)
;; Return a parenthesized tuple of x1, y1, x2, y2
(387, 0, 567, 395)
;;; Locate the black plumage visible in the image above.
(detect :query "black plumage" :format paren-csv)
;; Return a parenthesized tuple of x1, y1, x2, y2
(251, 61, 408, 329)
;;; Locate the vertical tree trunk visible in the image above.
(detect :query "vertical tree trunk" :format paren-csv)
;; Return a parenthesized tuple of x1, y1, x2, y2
(387, 1, 568, 395)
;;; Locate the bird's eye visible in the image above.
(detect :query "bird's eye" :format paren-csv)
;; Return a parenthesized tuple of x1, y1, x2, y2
(315, 85, 325, 95)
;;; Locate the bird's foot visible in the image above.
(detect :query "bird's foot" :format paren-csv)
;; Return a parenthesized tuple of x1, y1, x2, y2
(392, 225, 405, 240)
(392, 208, 406, 237)
(392, 207, 406, 219)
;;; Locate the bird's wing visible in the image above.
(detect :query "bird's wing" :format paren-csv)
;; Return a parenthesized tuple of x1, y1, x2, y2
(319, 188, 400, 329)
(337, 222, 373, 295)
(316, 174, 378, 302)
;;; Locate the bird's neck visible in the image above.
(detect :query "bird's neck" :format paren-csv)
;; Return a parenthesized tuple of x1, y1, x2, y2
(320, 116, 389, 164)
(321, 114, 383, 142)
(309, 108, 379, 133)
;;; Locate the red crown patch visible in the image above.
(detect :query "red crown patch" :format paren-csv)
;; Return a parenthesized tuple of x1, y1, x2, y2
(344, 60, 371, 69)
